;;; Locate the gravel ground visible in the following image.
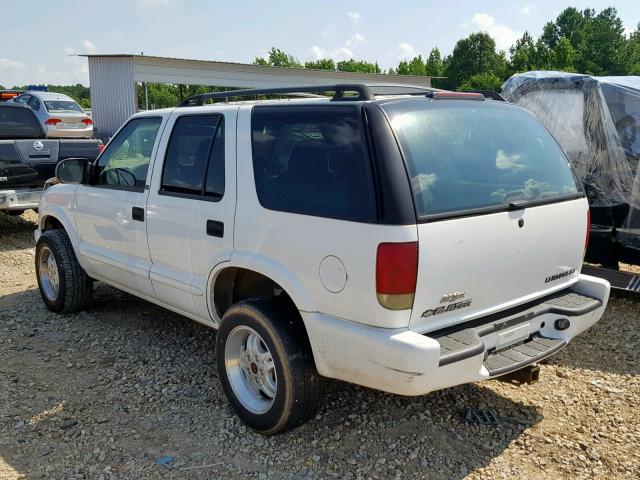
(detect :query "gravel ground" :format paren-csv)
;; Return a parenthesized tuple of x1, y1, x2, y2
(1, 211, 639, 480)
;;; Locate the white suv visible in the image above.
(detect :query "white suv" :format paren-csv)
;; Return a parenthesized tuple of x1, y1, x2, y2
(34, 84, 610, 434)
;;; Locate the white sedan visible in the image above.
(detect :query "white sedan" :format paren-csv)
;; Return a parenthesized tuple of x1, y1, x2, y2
(11, 91, 93, 138)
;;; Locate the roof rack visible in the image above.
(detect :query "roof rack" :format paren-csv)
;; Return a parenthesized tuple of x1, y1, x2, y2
(179, 83, 437, 107)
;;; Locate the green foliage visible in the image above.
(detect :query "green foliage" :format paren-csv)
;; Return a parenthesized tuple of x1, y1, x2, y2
(553, 37, 577, 72)
(397, 55, 427, 76)
(626, 25, 640, 75)
(21, 12, 640, 107)
(425, 48, 444, 77)
(459, 73, 503, 91)
(336, 59, 381, 73)
(539, 7, 628, 75)
(304, 59, 336, 71)
(444, 33, 507, 90)
(253, 47, 302, 68)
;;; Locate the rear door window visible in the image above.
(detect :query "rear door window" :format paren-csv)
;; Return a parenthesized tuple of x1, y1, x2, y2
(0, 107, 42, 138)
(251, 105, 376, 222)
(381, 100, 580, 218)
(160, 114, 224, 200)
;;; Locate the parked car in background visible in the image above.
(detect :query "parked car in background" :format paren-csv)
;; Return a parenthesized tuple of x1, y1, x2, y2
(502, 72, 640, 269)
(0, 90, 25, 103)
(10, 91, 93, 138)
(0, 103, 100, 215)
(35, 84, 609, 434)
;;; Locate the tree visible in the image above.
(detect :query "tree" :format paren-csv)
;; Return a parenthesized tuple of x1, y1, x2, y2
(396, 55, 426, 76)
(540, 7, 627, 75)
(626, 24, 640, 75)
(580, 7, 626, 75)
(509, 32, 538, 74)
(425, 48, 444, 77)
(304, 59, 336, 71)
(336, 59, 381, 73)
(459, 72, 502, 91)
(541, 7, 588, 49)
(444, 33, 506, 90)
(552, 36, 577, 72)
(253, 48, 302, 68)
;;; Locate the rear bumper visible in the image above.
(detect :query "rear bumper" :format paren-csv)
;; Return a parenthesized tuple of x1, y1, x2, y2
(0, 188, 42, 211)
(304, 274, 610, 396)
(44, 125, 93, 138)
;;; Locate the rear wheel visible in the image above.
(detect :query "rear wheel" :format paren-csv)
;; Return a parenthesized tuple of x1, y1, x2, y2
(35, 229, 93, 313)
(216, 297, 323, 434)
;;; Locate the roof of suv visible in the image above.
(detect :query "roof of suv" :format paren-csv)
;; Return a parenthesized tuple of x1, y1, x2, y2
(151, 84, 508, 115)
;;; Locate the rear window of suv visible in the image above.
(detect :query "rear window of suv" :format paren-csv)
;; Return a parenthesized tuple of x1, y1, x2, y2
(251, 105, 376, 223)
(381, 100, 581, 218)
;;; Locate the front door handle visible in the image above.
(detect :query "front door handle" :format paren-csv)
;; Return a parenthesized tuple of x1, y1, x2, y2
(132, 206, 144, 222)
(206, 220, 224, 238)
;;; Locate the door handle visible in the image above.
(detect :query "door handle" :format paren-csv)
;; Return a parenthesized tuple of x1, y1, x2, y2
(206, 220, 224, 238)
(132, 206, 144, 222)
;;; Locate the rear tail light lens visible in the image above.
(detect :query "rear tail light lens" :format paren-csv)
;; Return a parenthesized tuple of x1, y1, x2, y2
(45, 118, 62, 125)
(97, 143, 105, 153)
(376, 242, 418, 310)
(82, 118, 93, 125)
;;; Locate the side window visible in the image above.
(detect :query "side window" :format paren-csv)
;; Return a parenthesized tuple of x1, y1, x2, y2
(251, 105, 376, 222)
(28, 96, 40, 111)
(16, 95, 30, 105)
(161, 114, 224, 200)
(96, 117, 162, 190)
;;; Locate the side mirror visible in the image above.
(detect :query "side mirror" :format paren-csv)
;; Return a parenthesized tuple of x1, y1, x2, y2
(55, 158, 90, 184)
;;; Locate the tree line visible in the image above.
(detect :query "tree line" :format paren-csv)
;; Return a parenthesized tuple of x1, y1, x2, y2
(254, 7, 640, 91)
(3, 6, 638, 108)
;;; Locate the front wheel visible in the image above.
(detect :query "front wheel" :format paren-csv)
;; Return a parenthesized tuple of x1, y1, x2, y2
(35, 229, 93, 313)
(216, 298, 323, 434)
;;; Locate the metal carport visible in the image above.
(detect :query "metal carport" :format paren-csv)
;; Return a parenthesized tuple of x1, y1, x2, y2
(82, 54, 434, 137)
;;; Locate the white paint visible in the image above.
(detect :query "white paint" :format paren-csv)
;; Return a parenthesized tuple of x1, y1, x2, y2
(319, 255, 348, 293)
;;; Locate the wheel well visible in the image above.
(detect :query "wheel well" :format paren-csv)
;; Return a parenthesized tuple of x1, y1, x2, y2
(42, 216, 63, 231)
(213, 267, 298, 319)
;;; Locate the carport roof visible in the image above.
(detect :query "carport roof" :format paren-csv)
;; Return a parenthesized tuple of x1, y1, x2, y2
(79, 54, 439, 87)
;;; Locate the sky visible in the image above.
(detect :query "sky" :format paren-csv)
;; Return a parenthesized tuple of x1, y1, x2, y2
(0, 0, 638, 87)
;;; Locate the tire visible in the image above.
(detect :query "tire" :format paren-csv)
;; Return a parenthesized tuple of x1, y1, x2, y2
(35, 229, 93, 313)
(216, 297, 323, 434)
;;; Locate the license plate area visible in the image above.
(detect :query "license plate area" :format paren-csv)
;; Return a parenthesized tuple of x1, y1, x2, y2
(495, 322, 531, 351)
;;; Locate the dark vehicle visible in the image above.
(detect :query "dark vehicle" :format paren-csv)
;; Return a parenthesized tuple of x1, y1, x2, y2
(0, 103, 100, 215)
(502, 72, 640, 268)
(0, 90, 25, 103)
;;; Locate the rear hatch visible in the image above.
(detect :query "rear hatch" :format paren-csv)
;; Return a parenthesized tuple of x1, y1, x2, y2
(43, 100, 90, 131)
(380, 98, 588, 332)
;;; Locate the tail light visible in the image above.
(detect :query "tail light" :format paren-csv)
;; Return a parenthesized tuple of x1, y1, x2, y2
(376, 242, 418, 310)
(97, 143, 105, 153)
(82, 118, 93, 125)
(45, 118, 62, 125)
(585, 209, 591, 254)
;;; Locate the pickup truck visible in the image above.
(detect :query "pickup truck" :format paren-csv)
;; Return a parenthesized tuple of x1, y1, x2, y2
(0, 103, 100, 215)
(35, 84, 610, 434)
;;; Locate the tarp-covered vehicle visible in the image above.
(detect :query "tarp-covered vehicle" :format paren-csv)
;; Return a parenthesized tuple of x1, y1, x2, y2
(502, 71, 640, 268)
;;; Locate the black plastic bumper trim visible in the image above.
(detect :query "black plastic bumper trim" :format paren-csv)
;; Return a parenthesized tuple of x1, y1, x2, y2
(433, 289, 600, 367)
